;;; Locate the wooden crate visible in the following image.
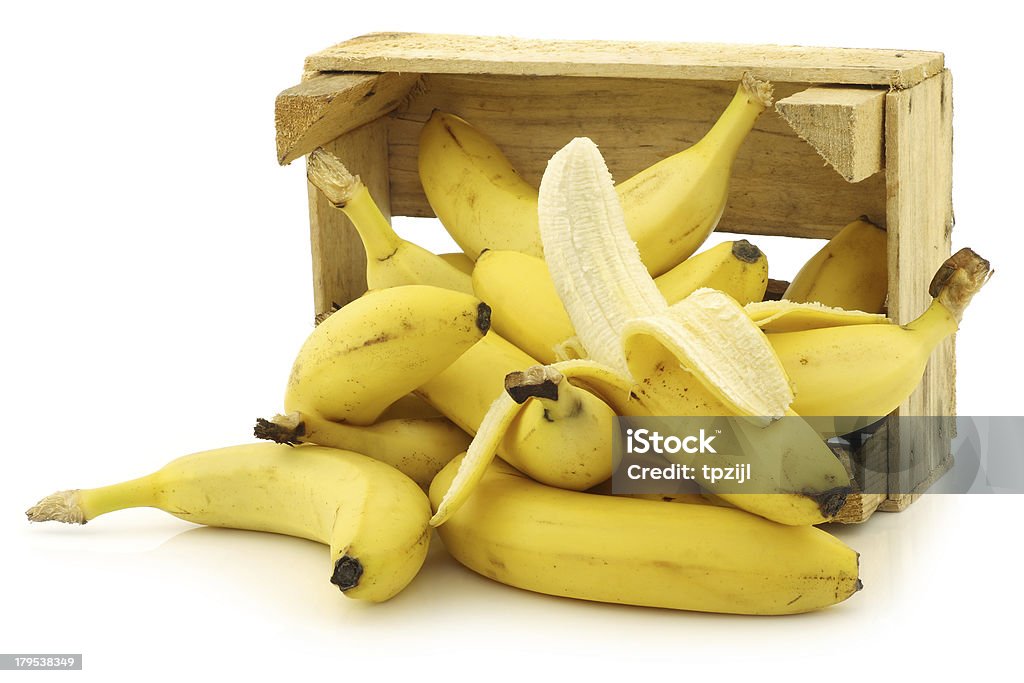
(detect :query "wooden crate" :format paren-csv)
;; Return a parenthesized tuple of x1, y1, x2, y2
(273, 33, 954, 523)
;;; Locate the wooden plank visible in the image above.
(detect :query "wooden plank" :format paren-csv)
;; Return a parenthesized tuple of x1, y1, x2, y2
(276, 72, 419, 165)
(775, 87, 886, 182)
(308, 33, 943, 89)
(834, 493, 886, 524)
(883, 70, 955, 510)
(387, 74, 887, 238)
(829, 419, 889, 523)
(307, 119, 389, 317)
(879, 452, 954, 512)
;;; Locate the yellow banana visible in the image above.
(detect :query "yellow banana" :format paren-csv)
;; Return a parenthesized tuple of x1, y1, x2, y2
(253, 412, 470, 491)
(771, 248, 991, 421)
(418, 74, 772, 275)
(307, 148, 473, 294)
(415, 333, 617, 497)
(783, 217, 888, 313)
(470, 250, 575, 365)
(438, 251, 476, 276)
(656, 239, 768, 304)
(472, 242, 768, 364)
(27, 442, 432, 602)
(430, 456, 861, 615)
(282, 284, 490, 426)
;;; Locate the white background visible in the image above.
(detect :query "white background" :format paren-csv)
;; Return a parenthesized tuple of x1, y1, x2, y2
(2, 1, 1021, 679)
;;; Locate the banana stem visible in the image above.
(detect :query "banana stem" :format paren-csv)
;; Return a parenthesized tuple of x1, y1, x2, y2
(927, 247, 993, 322)
(307, 148, 402, 261)
(27, 474, 158, 524)
(692, 74, 772, 163)
(504, 365, 582, 420)
(340, 186, 404, 261)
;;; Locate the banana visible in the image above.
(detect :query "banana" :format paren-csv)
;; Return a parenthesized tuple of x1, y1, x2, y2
(307, 148, 473, 294)
(470, 250, 574, 365)
(418, 74, 772, 275)
(376, 393, 444, 420)
(418, 110, 543, 258)
(656, 239, 768, 304)
(26, 442, 432, 602)
(783, 217, 888, 313)
(282, 284, 490, 426)
(254, 412, 470, 491)
(438, 251, 476, 276)
(430, 456, 861, 615)
(416, 333, 618, 503)
(432, 137, 852, 527)
(472, 241, 767, 364)
(770, 248, 991, 422)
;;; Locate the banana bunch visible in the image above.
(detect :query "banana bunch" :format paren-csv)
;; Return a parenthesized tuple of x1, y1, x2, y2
(425, 128, 989, 615)
(26, 73, 993, 619)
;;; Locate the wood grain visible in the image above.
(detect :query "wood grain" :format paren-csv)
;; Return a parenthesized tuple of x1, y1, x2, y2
(307, 119, 390, 317)
(775, 87, 886, 183)
(387, 74, 887, 239)
(276, 72, 419, 165)
(881, 70, 955, 512)
(307, 33, 943, 88)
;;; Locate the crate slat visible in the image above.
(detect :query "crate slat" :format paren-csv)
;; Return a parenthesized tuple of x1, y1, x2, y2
(307, 33, 943, 88)
(276, 72, 420, 165)
(776, 86, 886, 182)
(882, 70, 955, 511)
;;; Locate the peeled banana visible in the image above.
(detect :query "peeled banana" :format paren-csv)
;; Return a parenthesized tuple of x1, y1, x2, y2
(471, 241, 768, 364)
(26, 442, 432, 602)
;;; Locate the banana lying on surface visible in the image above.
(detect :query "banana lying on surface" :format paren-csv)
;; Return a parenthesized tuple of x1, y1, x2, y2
(783, 217, 888, 313)
(307, 148, 473, 294)
(26, 443, 432, 602)
(254, 411, 470, 491)
(472, 241, 768, 364)
(771, 248, 992, 421)
(418, 74, 773, 275)
(282, 284, 490, 427)
(430, 456, 861, 615)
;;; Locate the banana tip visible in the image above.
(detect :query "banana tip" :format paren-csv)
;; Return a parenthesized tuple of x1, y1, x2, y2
(26, 490, 86, 524)
(330, 555, 364, 592)
(476, 302, 492, 335)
